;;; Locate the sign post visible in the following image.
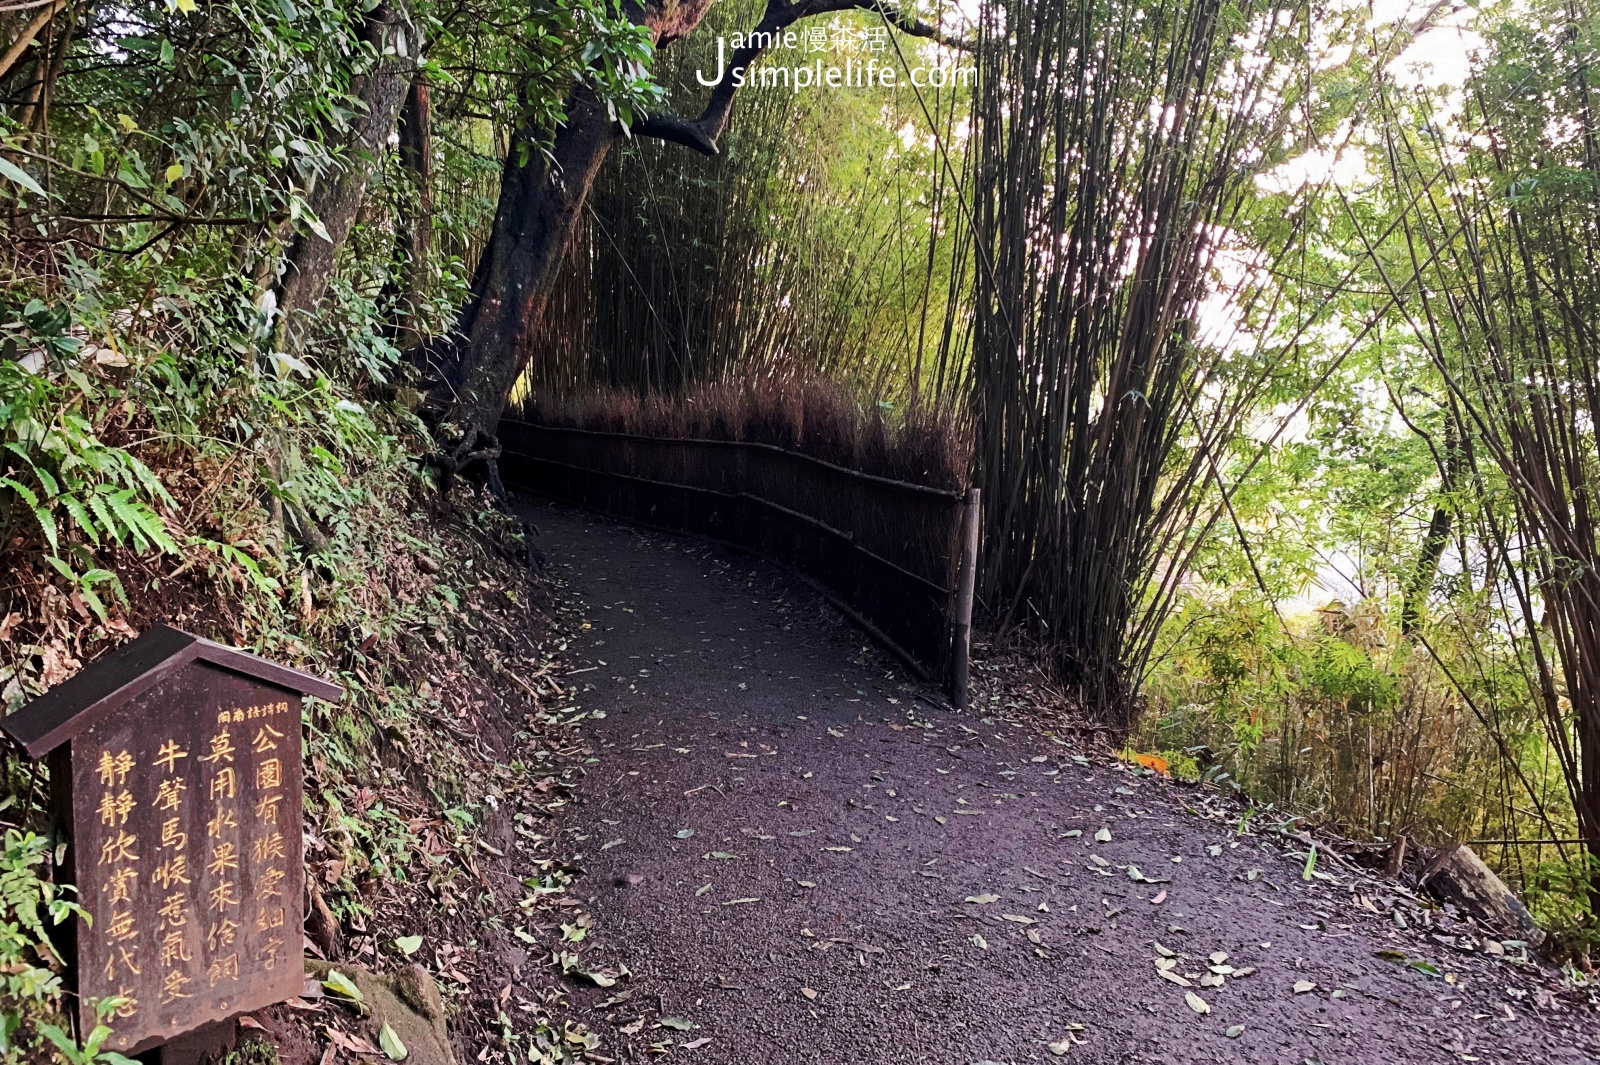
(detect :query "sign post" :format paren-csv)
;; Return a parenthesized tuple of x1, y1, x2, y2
(1, 625, 341, 1054)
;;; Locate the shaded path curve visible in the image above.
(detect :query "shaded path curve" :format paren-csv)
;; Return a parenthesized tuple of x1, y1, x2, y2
(519, 500, 1598, 1065)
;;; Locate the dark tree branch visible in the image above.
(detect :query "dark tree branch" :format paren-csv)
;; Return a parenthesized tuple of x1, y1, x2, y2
(631, 0, 971, 157)
(631, 112, 720, 155)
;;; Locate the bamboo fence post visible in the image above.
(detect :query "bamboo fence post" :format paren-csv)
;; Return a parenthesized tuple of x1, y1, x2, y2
(951, 487, 981, 709)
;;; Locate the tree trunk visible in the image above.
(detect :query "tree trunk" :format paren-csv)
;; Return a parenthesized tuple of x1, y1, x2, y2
(393, 74, 433, 352)
(272, 0, 419, 353)
(424, 83, 618, 437)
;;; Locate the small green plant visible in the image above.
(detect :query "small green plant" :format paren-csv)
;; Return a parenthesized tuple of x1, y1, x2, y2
(0, 353, 178, 621)
(34, 1010, 140, 1065)
(0, 828, 95, 1064)
(1522, 854, 1599, 965)
(218, 1038, 280, 1065)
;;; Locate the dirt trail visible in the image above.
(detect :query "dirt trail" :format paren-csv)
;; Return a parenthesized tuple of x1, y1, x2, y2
(519, 500, 1598, 1065)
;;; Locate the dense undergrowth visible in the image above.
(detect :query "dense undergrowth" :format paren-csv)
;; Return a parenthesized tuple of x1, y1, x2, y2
(1137, 589, 1592, 955)
(0, 317, 605, 1061)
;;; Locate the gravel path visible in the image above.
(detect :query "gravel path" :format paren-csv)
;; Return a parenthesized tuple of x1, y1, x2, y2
(520, 500, 1599, 1065)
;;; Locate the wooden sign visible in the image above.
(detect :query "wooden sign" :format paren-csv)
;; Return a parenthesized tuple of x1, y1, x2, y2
(1, 625, 341, 1053)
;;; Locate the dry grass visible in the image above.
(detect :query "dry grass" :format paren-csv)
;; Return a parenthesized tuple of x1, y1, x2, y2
(510, 379, 970, 492)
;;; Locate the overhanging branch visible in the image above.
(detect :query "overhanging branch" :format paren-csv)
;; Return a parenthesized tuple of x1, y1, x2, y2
(631, 0, 972, 157)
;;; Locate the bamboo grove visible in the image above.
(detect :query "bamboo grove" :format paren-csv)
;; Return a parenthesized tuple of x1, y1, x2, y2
(4, 0, 1600, 939)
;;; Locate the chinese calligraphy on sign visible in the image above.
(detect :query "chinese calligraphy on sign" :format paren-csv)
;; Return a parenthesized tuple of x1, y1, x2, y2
(0, 626, 339, 1054)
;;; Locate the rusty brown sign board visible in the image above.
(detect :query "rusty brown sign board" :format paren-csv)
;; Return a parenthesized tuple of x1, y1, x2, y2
(1, 625, 341, 1053)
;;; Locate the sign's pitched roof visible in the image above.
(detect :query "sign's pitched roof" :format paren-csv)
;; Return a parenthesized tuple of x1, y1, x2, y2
(1, 624, 342, 758)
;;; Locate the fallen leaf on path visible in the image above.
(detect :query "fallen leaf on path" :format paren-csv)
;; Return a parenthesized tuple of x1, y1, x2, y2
(823, 846, 852, 853)
(1149, 890, 1167, 905)
(966, 894, 1001, 904)
(1000, 914, 1036, 924)
(1294, 980, 1317, 994)
(323, 1028, 379, 1055)
(659, 1017, 697, 1031)
(321, 971, 364, 1003)
(682, 1038, 711, 1050)
(378, 1023, 407, 1061)
(676, 829, 694, 839)
(694, 884, 712, 896)
(801, 987, 818, 1000)
(721, 898, 759, 906)
(970, 933, 988, 950)
(1157, 968, 1192, 988)
(1094, 827, 1112, 842)
(1132, 753, 1170, 775)
(1225, 1024, 1245, 1038)
(797, 880, 816, 888)
(1185, 992, 1210, 1015)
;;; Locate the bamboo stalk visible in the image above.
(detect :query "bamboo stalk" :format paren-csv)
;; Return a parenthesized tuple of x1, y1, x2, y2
(0, 0, 64, 82)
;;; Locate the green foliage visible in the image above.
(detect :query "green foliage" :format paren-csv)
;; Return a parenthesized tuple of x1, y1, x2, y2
(33, 1017, 140, 1065)
(0, 2, 646, 1054)
(0, 308, 180, 620)
(0, 827, 94, 1065)
(526, 2, 974, 405)
(1523, 855, 1600, 955)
